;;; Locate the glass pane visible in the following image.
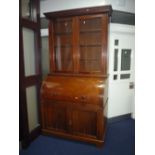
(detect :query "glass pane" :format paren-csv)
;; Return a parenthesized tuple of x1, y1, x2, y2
(55, 47, 73, 71)
(79, 46, 101, 72)
(23, 28, 36, 76)
(113, 75, 117, 80)
(114, 39, 119, 46)
(80, 17, 102, 32)
(121, 49, 131, 71)
(54, 18, 73, 72)
(114, 49, 118, 71)
(26, 86, 39, 132)
(21, 0, 37, 21)
(120, 74, 130, 79)
(80, 32, 101, 46)
(54, 18, 72, 34)
(79, 17, 102, 73)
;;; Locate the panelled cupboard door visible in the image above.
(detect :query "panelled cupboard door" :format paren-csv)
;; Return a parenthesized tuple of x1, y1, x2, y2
(71, 109, 97, 138)
(43, 102, 68, 132)
(42, 103, 99, 139)
(49, 14, 108, 75)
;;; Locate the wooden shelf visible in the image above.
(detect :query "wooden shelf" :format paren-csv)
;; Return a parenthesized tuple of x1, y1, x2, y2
(80, 29, 101, 33)
(54, 45, 72, 48)
(56, 59, 73, 61)
(55, 32, 72, 35)
(80, 59, 99, 61)
(80, 44, 101, 47)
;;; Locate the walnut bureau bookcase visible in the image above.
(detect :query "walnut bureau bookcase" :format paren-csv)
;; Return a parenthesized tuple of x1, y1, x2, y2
(41, 5, 112, 146)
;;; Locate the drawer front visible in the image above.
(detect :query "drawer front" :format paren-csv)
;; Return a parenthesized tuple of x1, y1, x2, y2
(42, 90, 102, 104)
(41, 100, 102, 112)
(41, 76, 104, 105)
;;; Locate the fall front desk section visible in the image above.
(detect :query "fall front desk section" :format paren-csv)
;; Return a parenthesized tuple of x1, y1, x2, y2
(41, 76, 107, 146)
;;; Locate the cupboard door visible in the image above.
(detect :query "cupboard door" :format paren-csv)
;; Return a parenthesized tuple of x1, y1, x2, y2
(44, 103, 68, 132)
(71, 109, 97, 138)
(79, 16, 102, 73)
(53, 18, 74, 72)
(78, 15, 106, 74)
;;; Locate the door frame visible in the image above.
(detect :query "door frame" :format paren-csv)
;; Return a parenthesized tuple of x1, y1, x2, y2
(19, 0, 41, 148)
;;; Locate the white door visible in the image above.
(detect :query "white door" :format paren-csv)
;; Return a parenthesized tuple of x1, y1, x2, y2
(108, 24, 135, 119)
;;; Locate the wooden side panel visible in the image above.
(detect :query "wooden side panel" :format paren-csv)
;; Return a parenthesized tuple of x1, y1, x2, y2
(49, 21, 56, 72)
(101, 14, 109, 75)
(97, 110, 104, 140)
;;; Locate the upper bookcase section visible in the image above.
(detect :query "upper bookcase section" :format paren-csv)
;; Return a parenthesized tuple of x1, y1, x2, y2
(44, 5, 112, 19)
(44, 5, 112, 77)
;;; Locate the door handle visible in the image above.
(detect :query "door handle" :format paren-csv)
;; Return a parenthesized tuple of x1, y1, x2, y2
(129, 82, 134, 89)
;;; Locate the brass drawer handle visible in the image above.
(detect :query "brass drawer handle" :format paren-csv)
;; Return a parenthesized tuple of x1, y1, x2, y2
(74, 96, 78, 100)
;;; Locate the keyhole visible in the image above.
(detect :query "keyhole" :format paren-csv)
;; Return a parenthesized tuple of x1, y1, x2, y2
(64, 22, 68, 26)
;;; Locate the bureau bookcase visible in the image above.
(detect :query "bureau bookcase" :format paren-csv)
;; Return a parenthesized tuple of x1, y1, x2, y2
(41, 5, 112, 146)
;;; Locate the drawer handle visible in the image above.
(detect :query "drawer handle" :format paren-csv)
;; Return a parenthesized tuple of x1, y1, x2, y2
(74, 97, 78, 100)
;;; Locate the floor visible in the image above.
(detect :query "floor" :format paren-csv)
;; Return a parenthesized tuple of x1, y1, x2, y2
(20, 118, 135, 155)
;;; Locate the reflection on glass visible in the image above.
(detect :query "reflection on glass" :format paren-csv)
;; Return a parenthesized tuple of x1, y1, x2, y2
(55, 47, 72, 71)
(21, 0, 37, 21)
(114, 49, 118, 71)
(23, 28, 36, 76)
(54, 18, 73, 72)
(121, 49, 131, 71)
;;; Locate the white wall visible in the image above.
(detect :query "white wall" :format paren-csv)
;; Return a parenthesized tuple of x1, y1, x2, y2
(40, 0, 135, 17)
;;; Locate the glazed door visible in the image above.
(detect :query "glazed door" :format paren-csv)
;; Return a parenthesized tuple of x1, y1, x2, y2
(78, 14, 108, 75)
(49, 17, 74, 73)
(49, 15, 108, 75)
(108, 25, 135, 118)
